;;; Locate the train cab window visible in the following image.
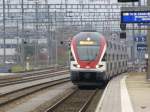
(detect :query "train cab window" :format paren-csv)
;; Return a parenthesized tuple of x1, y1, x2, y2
(77, 45, 99, 61)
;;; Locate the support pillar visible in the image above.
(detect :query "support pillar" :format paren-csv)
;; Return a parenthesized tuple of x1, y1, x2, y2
(147, 0, 150, 79)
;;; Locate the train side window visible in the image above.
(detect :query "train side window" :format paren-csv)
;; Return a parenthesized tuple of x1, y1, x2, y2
(114, 44, 117, 50)
(110, 63, 112, 70)
(109, 54, 111, 60)
(125, 47, 127, 52)
(112, 43, 114, 49)
(110, 43, 112, 49)
(118, 45, 120, 51)
(107, 41, 109, 48)
(119, 62, 121, 67)
(113, 54, 115, 60)
(107, 63, 109, 71)
(117, 54, 119, 60)
(107, 54, 109, 60)
(102, 53, 107, 61)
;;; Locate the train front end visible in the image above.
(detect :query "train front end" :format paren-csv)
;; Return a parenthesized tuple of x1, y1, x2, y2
(70, 32, 107, 86)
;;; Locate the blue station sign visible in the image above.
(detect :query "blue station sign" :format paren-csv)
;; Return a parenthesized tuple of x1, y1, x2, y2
(137, 44, 147, 51)
(134, 35, 146, 42)
(121, 11, 150, 23)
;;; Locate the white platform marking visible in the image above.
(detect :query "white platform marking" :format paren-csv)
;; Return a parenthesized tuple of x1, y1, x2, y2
(121, 75, 134, 112)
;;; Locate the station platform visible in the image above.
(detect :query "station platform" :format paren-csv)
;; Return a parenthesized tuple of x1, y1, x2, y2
(95, 72, 150, 112)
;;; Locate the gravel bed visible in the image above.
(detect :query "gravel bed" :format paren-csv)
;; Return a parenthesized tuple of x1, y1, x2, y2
(85, 89, 103, 112)
(48, 89, 99, 112)
(0, 70, 69, 87)
(31, 86, 77, 112)
(0, 78, 70, 105)
(0, 82, 74, 112)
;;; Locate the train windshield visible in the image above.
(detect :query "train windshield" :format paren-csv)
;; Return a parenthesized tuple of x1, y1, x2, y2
(77, 45, 99, 61)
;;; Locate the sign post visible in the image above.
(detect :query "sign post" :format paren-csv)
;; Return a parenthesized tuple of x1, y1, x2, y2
(147, 0, 150, 79)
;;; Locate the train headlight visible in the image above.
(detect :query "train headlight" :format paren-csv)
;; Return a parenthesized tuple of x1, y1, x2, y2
(77, 64, 80, 68)
(96, 65, 103, 68)
(73, 64, 80, 68)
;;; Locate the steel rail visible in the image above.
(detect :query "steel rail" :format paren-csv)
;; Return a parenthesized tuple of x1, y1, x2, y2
(0, 70, 69, 87)
(45, 89, 100, 112)
(0, 66, 68, 80)
(78, 90, 98, 112)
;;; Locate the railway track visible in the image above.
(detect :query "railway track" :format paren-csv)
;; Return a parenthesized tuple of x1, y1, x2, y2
(45, 89, 103, 112)
(0, 75, 70, 106)
(0, 67, 69, 87)
(0, 65, 67, 80)
(0, 70, 69, 87)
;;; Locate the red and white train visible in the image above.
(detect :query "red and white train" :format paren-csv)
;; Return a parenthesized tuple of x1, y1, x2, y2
(70, 32, 128, 86)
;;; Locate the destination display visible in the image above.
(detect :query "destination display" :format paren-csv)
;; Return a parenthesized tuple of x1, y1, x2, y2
(79, 40, 96, 45)
(121, 11, 150, 23)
